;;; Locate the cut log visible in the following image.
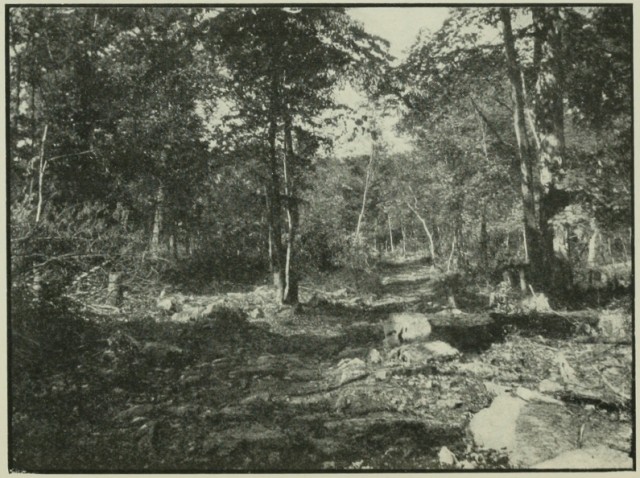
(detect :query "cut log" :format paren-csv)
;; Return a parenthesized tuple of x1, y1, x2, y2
(490, 311, 600, 339)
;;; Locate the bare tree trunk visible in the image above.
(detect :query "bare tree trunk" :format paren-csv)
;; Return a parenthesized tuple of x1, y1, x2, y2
(282, 110, 298, 304)
(35, 124, 48, 223)
(479, 207, 489, 270)
(150, 184, 164, 255)
(355, 141, 375, 244)
(406, 197, 436, 262)
(267, 74, 285, 297)
(388, 215, 394, 253)
(446, 235, 456, 273)
(401, 220, 407, 256)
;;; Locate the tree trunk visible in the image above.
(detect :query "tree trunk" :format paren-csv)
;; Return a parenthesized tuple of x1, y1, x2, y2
(265, 71, 286, 299)
(35, 124, 48, 223)
(388, 215, 394, 253)
(500, 7, 545, 286)
(401, 220, 407, 256)
(355, 140, 375, 244)
(406, 198, 436, 262)
(150, 184, 164, 255)
(446, 235, 456, 273)
(532, 7, 567, 287)
(282, 109, 298, 304)
(479, 207, 489, 270)
(587, 220, 601, 267)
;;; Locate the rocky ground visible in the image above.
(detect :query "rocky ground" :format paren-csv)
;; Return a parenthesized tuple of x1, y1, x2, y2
(11, 256, 633, 471)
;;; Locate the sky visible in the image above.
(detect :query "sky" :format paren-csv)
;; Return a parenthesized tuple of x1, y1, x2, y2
(348, 7, 451, 62)
(332, 8, 451, 157)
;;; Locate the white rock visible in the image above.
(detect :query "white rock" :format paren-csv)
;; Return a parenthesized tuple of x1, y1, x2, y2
(539, 378, 564, 394)
(438, 446, 458, 466)
(469, 394, 526, 450)
(367, 348, 382, 365)
(383, 312, 432, 347)
(422, 341, 459, 358)
(157, 297, 175, 312)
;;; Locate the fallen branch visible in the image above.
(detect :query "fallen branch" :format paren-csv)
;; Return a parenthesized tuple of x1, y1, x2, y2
(290, 372, 370, 397)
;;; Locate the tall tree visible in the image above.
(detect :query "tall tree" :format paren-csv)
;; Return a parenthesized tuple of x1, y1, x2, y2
(207, 7, 390, 303)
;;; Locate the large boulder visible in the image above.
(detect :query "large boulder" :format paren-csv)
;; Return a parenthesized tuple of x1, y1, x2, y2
(382, 312, 432, 347)
(469, 386, 632, 468)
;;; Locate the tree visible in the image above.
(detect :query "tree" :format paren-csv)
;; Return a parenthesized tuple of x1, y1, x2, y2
(206, 7, 390, 303)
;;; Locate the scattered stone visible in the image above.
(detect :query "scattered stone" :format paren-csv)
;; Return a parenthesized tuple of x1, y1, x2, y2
(383, 312, 432, 347)
(519, 293, 551, 313)
(157, 297, 176, 312)
(248, 308, 264, 320)
(457, 360, 497, 378)
(438, 446, 458, 466)
(422, 341, 459, 358)
(334, 358, 368, 385)
(368, 348, 382, 365)
(390, 341, 459, 365)
(539, 378, 564, 394)
(374, 369, 388, 381)
(532, 446, 633, 470)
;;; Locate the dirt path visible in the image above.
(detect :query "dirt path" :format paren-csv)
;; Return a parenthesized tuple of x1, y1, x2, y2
(12, 256, 633, 471)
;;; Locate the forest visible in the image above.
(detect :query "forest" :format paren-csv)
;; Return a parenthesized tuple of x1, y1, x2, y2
(8, 5, 633, 472)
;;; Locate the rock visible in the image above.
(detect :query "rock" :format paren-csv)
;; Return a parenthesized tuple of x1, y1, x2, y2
(539, 378, 564, 394)
(157, 297, 176, 312)
(519, 293, 551, 313)
(171, 307, 205, 322)
(422, 341, 459, 358)
(390, 341, 459, 365)
(374, 369, 388, 381)
(382, 312, 432, 347)
(457, 360, 497, 379)
(254, 285, 273, 296)
(532, 446, 633, 470)
(469, 394, 525, 450)
(438, 446, 458, 466)
(334, 358, 368, 385)
(483, 381, 511, 396)
(598, 310, 630, 340)
(367, 348, 382, 365)
(248, 308, 264, 320)
(142, 342, 184, 365)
